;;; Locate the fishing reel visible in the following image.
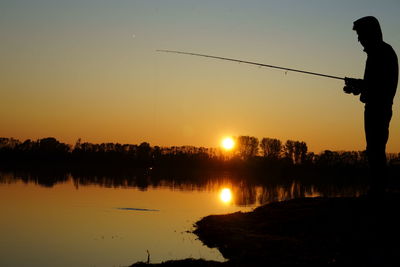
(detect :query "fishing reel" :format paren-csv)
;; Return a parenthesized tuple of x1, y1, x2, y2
(343, 77, 363, 95)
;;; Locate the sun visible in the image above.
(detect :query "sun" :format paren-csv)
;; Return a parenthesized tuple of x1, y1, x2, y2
(222, 137, 235, 150)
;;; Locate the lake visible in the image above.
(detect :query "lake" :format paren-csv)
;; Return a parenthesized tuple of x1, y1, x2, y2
(0, 170, 364, 266)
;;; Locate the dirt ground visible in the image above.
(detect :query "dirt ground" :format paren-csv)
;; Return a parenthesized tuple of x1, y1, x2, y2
(132, 193, 400, 266)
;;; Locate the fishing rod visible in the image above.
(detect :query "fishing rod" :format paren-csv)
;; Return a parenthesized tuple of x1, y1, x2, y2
(157, 49, 344, 81)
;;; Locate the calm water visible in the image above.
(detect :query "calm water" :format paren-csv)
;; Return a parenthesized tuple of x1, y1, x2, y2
(0, 170, 364, 267)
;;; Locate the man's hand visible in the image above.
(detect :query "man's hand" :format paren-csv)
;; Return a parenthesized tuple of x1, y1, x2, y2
(345, 77, 363, 88)
(343, 77, 363, 95)
(343, 85, 354, 94)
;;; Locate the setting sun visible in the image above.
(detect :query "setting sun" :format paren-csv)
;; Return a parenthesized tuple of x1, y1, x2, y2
(220, 188, 233, 203)
(222, 137, 235, 150)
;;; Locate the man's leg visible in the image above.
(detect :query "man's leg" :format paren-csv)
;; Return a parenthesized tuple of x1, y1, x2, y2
(364, 107, 392, 195)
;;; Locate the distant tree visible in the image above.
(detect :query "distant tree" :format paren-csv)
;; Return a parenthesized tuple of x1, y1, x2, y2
(19, 139, 34, 151)
(137, 142, 151, 161)
(0, 137, 20, 149)
(305, 152, 316, 164)
(283, 140, 308, 164)
(114, 143, 123, 153)
(80, 142, 94, 153)
(260, 138, 282, 159)
(283, 140, 295, 162)
(152, 146, 161, 160)
(74, 138, 82, 151)
(339, 151, 359, 166)
(105, 143, 115, 152)
(294, 141, 308, 164)
(38, 137, 70, 154)
(236, 136, 259, 160)
(315, 150, 340, 166)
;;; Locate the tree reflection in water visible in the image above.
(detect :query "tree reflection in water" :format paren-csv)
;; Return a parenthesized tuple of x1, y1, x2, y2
(0, 169, 367, 206)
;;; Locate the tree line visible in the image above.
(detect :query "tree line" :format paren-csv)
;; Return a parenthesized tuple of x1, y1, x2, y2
(1, 136, 399, 169)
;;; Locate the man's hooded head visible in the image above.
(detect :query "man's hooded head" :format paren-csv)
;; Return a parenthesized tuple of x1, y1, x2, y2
(353, 16, 383, 51)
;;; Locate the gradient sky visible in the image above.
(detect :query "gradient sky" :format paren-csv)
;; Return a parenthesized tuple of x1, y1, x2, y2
(1, 0, 400, 152)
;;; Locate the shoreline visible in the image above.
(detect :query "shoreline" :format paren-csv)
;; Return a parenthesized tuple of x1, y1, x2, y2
(132, 193, 400, 266)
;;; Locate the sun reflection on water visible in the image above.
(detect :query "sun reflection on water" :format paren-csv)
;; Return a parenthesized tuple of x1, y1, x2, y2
(220, 188, 233, 204)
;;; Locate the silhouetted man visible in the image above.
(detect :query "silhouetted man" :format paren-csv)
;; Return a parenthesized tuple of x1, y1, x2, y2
(344, 16, 398, 196)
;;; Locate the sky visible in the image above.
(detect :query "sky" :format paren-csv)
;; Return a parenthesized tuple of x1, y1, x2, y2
(1, 0, 400, 153)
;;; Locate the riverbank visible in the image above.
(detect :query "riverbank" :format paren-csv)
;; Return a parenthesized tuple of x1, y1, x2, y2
(132, 193, 400, 266)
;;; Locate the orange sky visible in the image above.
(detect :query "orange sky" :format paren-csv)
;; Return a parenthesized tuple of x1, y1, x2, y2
(1, 1, 400, 152)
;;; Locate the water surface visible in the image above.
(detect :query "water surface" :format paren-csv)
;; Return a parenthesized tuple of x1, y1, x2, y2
(0, 171, 364, 266)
